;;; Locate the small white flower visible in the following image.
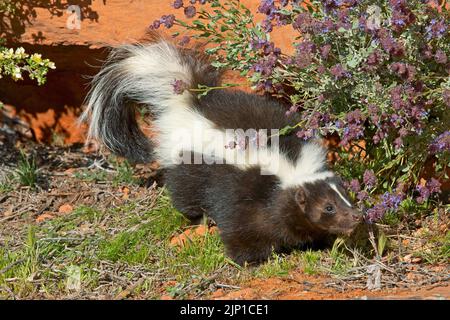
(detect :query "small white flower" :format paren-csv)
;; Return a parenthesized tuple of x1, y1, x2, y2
(15, 47, 25, 55)
(13, 67, 22, 80)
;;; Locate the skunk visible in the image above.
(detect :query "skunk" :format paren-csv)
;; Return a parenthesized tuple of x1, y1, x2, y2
(81, 39, 362, 265)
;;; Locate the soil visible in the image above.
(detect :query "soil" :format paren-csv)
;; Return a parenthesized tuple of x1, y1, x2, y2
(210, 273, 449, 300)
(1, 132, 448, 300)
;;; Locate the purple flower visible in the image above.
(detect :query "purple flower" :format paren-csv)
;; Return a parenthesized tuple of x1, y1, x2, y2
(416, 184, 430, 204)
(172, 79, 187, 94)
(416, 178, 442, 203)
(363, 169, 377, 188)
(340, 124, 364, 145)
(427, 178, 442, 194)
(320, 44, 332, 60)
(390, 85, 406, 110)
(349, 179, 361, 193)
(368, 104, 380, 123)
(394, 137, 403, 149)
(251, 38, 269, 50)
(252, 53, 277, 76)
(338, 109, 366, 145)
(390, 62, 416, 82)
(357, 190, 369, 201)
(365, 50, 384, 71)
(296, 129, 315, 140)
(378, 28, 405, 56)
(373, 129, 387, 144)
(434, 49, 448, 64)
(160, 14, 176, 28)
(389, 0, 416, 32)
(346, 109, 364, 124)
(422, 44, 434, 59)
(178, 35, 190, 46)
(399, 127, 408, 137)
(257, 0, 275, 15)
(365, 190, 403, 222)
(262, 18, 274, 32)
(184, 5, 196, 18)
(443, 89, 450, 107)
(426, 19, 447, 40)
(173, 0, 183, 9)
(365, 204, 386, 223)
(263, 79, 274, 92)
(429, 131, 450, 154)
(297, 41, 316, 56)
(320, 18, 336, 33)
(293, 13, 319, 34)
(150, 20, 161, 29)
(330, 63, 349, 79)
(381, 192, 402, 210)
(286, 104, 299, 116)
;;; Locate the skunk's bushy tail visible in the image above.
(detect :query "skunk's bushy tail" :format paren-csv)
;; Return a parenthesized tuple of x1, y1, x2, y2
(81, 40, 220, 163)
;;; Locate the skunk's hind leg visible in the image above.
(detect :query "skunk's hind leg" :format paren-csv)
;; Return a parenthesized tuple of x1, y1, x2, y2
(164, 164, 208, 225)
(174, 203, 207, 225)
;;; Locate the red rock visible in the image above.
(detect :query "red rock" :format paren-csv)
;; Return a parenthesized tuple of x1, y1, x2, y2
(0, 1, 295, 145)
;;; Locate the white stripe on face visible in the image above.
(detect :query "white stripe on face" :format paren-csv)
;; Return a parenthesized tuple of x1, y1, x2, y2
(329, 183, 352, 207)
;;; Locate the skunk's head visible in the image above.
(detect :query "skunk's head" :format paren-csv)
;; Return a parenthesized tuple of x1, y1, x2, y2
(293, 178, 361, 236)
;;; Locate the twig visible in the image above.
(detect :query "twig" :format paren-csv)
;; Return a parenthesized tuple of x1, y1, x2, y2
(114, 277, 145, 300)
(0, 285, 18, 300)
(0, 207, 29, 222)
(0, 258, 26, 275)
(215, 283, 241, 290)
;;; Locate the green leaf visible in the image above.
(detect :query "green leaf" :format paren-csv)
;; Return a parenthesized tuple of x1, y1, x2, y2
(279, 125, 294, 136)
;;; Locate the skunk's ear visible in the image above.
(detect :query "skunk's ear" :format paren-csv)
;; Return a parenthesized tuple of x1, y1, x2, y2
(295, 187, 307, 212)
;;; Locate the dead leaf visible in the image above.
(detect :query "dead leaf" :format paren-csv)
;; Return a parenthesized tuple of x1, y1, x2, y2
(411, 257, 422, 264)
(122, 187, 130, 200)
(58, 204, 73, 214)
(64, 168, 75, 176)
(36, 213, 55, 223)
(169, 225, 217, 248)
(403, 254, 413, 263)
(194, 225, 208, 236)
(3, 205, 13, 217)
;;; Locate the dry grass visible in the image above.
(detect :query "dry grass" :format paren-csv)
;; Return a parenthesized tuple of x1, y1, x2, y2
(0, 140, 448, 300)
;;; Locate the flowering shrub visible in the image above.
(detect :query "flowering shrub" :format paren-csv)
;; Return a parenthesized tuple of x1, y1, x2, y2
(0, 2, 55, 86)
(154, 0, 449, 223)
(0, 46, 55, 85)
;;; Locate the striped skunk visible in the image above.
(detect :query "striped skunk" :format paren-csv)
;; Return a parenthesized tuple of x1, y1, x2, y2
(81, 38, 362, 265)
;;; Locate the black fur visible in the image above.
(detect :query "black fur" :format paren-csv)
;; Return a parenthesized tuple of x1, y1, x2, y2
(195, 90, 305, 163)
(85, 40, 361, 265)
(165, 153, 360, 265)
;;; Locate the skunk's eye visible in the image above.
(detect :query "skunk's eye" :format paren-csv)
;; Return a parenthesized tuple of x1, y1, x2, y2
(325, 204, 335, 214)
